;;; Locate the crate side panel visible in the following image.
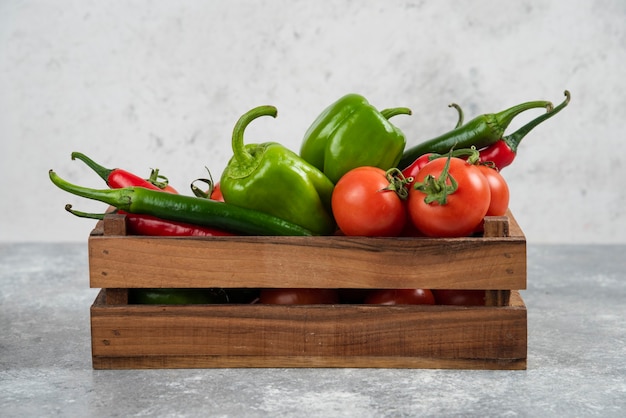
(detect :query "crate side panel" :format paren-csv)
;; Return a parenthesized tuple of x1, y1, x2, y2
(88, 235, 526, 289)
(90, 303, 527, 361)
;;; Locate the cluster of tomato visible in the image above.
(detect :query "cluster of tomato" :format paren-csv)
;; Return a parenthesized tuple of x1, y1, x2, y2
(332, 152, 510, 238)
(257, 288, 486, 306)
(258, 152, 509, 307)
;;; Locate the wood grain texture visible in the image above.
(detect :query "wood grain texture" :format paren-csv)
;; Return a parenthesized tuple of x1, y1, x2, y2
(90, 290, 527, 369)
(88, 212, 527, 369)
(88, 213, 526, 290)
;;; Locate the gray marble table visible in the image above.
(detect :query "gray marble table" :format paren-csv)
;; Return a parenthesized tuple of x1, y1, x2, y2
(1, 243, 624, 417)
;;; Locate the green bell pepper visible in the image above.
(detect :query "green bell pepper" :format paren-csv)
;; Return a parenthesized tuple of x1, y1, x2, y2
(299, 93, 411, 183)
(220, 105, 336, 236)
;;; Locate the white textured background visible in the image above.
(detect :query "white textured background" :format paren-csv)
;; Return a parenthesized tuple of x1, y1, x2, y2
(1, 0, 624, 243)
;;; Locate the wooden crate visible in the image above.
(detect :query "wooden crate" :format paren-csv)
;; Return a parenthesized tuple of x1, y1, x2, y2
(88, 212, 527, 370)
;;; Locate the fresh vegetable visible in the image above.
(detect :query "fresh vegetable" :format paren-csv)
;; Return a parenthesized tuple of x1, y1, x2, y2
(259, 288, 339, 304)
(432, 289, 486, 306)
(475, 165, 509, 217)
(400, 104, 464, 186)
(364, 289, 435, 305)
(129, 288, 229, 305)
(71, 152, 169, 191)
(210, 183, 224, 202)
(398, 98, 554, 169)
(49, 170, 314, 236)
(401, 153, 436, 186)
(300, 93, 411, 183)
(147, 168, 179, 193)
(478, 90, 571, 170)
(190, 168, 224, 201)
(331, 166, 408, 237)
(65, 204, 235, 237)
(220, 105, 336, 235)
(408, 154, 491, 237)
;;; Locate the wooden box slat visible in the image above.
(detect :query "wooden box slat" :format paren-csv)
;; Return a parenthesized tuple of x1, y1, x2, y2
(88, 213, 526, 290)
(91, 290, 526, 370)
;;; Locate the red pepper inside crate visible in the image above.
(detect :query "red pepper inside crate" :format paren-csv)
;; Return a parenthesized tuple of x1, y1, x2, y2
(65, 205, 234, 237)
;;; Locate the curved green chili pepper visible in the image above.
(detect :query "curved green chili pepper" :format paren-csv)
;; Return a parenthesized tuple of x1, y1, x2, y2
(398, 98, 554, 169)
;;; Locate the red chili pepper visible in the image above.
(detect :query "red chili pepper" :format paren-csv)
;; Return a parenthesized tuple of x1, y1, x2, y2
(71, 152, 169, 191)
(401, 153, 438, 185)
(65, 205, 235, 237)
(479, 90, 570, 170)
(68, 153, 231, 236)
(400, 103, 464, 184)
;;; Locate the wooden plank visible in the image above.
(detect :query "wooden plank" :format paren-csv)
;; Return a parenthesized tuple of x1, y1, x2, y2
(507, 211, 526, 239)
(92, 355, 526, 370)
(88, 234, 526, 290)
(103, 213, 126, 236)
(90, 290, 526, 369)
(483, 216, 509, 238)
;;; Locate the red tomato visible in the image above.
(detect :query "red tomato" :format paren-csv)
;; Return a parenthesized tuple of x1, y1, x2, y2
(365, 289, 435, 305)
(210, 183, 224, 202)
(338, 289, 370, 303)
(433, 289, 485, 306)
(407, 157, 490, 237)
(476, 165, 509, 216)
(259, 288, 339, 305)
(332, 166, 407, 236)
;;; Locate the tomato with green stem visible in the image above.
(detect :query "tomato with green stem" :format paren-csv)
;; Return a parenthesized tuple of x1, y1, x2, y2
(331, 166, 408, 237)
(476, 164, 509, 216)
(408, 155, 491, 237)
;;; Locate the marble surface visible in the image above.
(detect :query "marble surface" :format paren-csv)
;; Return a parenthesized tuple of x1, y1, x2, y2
(0, 243, 625, 417)
(2, 0, 626, 244)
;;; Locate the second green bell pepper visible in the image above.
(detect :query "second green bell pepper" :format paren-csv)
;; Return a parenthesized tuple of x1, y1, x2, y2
(220, 105, 336, 236)
(299, 93, 411, 183)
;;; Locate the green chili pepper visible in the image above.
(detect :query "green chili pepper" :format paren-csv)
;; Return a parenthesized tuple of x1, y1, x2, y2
(128, 288, 229, 305)
(299, 93, 411, 184)
(220, 105, 336, 236)
(49, 170, 314, 236)
(398, 98, 554, 169)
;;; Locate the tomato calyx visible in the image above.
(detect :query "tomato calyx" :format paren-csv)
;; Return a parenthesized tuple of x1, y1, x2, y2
(191, 167, 219, 199)
(381, 168, 412, 200)
(147, 168, 176, 192)
(413, 153, 458, 205)
(413, 147, 484, 205)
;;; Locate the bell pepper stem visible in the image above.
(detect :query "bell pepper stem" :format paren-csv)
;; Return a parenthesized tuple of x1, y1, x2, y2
(380, 107, 412, 119)
(70, 152, 113, 182)
(503, 90, 571, 152)
(231, 105, 278, 167)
